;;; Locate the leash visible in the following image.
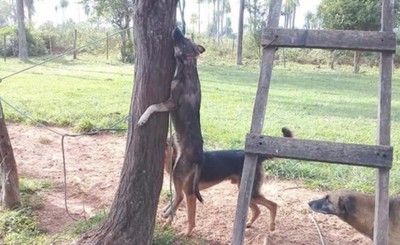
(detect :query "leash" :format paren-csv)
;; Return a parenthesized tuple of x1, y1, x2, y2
(168, 114, 175, 221)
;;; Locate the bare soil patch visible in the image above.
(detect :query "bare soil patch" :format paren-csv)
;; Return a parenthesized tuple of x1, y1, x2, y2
(9, 124, 371, 244)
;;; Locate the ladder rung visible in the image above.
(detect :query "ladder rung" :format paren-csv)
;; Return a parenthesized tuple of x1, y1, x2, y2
(262, 28, 396, 52)
(245, 133, 393, 168)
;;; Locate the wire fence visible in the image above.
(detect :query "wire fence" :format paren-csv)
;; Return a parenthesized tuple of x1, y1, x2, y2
(0, 27, 134, 220)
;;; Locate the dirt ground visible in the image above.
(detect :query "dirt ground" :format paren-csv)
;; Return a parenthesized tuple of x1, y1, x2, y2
(8, 123, 372, 245)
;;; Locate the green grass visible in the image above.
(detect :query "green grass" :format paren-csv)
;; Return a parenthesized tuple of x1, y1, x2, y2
(0, 178, 54, 245)
(1, 56, 400, 196)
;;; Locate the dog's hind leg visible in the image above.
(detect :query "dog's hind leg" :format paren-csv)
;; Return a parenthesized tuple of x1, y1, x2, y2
(192, 164, 203, 203)
(183, 192, 197, 236)
(253, 195, 277, 231)
(246, 202, 261, 228)
(138, 99, 176, 126)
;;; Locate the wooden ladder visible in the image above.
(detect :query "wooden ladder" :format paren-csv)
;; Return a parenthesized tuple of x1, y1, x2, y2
(231, 0, 395, 244)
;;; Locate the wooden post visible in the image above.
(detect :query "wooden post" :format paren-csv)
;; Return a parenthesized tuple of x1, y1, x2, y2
(73, 29, 78, 59)
(374, 0, 393, 244)
(3, 35, 5, 62)
(106, 32, 109, 60)
(230, 0, 282, 244)
(0, 101, 20, 209)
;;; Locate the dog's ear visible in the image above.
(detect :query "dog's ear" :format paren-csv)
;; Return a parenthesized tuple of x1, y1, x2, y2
(338, 195, 356, 216)
(197, 45, 206, 54)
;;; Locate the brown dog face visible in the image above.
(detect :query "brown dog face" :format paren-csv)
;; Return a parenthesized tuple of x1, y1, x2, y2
(308, 191, 357, 218)
(172, 28, 205, 60)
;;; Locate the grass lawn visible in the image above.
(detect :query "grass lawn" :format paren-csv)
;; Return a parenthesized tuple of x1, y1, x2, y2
(0, 55, 399, 195)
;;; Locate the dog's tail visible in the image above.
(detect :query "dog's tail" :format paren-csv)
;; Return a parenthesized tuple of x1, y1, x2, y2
(281, 127, 294, 138)
(258, 127, 294, 162)
(193, 165, 203, 203)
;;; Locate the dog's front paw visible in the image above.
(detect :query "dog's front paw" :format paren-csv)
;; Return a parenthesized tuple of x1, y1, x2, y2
(161, 211, 171, 219)
(245, 222, 253, 228)
(269, 222, 275, 231)
(137, 116, 148, 126)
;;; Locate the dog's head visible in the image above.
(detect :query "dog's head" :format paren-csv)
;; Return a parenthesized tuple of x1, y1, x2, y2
(172, 28, 205, 61)
(308, 191, 357, 218)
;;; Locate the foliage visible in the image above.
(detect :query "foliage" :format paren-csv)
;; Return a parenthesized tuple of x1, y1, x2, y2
(0, 0, 13, 27)
(80, 0, 134, 62)
(317, 0, 381, 31)
(246, 0, 267, 53)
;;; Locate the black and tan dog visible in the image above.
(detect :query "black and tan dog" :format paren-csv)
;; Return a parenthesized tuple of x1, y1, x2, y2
(138, 28, 205, 235)
(163, 127, 294, 234)
(309, 190, 400, 245)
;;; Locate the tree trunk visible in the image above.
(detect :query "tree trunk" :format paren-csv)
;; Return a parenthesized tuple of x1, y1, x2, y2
(236, 0, 245, 65)
(291, 5, 296, 28)
(0, 101, 20, 209)
(179, 0, 186, 35)
(330, 49, 337, 70)
(198, 1, 201, 34)
(75, 1, 176, 244)
(353, 50, 362, 74)
(119, 28, 127, 62)
(16, 0, 28, 61)
(73, 29, 77, 59)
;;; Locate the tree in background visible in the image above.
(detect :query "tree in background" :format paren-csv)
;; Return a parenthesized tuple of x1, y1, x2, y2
(304, 11, 320, 29)
(236, 0, 245, 64)
(81, 0, 134, 63)
(317, 0, 381, 73)
(282, 0, 299, 29)
(24, 0, 35, 22)
(178, 0, 187, 34)
(247, 0, 268, 56)
(76, 0, 176, 244)
(0, 1, 13, 27)
(16, 0, 28, 61)
(59, 0, 69, 24)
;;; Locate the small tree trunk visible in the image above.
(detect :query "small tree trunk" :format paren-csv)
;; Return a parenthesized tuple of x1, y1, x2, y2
(106, 33, 109, 60)
(73, 29, 78, 59)
(3, 35, 6, 62)
(119, 29, 127, 62)
(0, 102, 20, 209)
(353, 50, 362, 74)
(76, 0, 176, 244)
(49, 37, 53, 56)
(16, 0, 28, 61)
(236, 0, 245, 65)
(330, 50, 337, 70)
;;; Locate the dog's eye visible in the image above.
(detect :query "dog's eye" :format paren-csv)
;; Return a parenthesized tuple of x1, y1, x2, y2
(325, 195, 329, 200)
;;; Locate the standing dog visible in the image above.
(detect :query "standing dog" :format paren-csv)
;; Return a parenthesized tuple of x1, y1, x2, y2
(138, 28, 205, 235)
(163, 127, 294, 233)
(309, 190, 400, 245)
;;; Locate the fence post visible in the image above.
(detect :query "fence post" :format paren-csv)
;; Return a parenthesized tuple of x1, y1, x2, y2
(3, 35, 6, 62)
(106, 32, 109, 60)
(73, 29, 77, 59)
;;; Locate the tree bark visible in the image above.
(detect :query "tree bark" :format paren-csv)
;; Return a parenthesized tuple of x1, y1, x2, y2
(353, 50, 362, 74)
(16, 0, 28, 61)
(75, 1, 177, 244)
(0, 101, 20, 209)
(236, 0, 245, 65)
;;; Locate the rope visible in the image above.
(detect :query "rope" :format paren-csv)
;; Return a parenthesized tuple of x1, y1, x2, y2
(309, 213, 326, 245)
(0, 27, 133, 83)
(168, 114, 175, 221)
